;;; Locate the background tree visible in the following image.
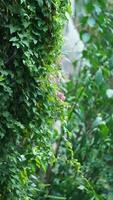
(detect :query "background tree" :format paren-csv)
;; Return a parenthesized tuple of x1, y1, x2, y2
(42, 0, 113, 200)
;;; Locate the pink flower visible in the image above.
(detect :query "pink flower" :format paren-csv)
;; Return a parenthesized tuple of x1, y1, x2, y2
(57, 91, 65, 101)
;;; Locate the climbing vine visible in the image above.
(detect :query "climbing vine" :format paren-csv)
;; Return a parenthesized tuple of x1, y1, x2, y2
(0, 1, 68, 199)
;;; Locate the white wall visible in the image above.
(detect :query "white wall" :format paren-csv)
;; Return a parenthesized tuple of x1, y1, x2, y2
(61, 0, 84, 77)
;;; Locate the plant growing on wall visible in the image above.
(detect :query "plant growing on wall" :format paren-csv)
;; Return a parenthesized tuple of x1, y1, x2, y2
(0, 1, 68, 199)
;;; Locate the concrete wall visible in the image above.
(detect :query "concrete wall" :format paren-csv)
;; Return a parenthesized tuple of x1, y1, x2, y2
(61, 0, 84, 77)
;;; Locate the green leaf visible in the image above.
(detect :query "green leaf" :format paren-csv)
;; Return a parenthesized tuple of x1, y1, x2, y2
(78, 185, 85, 191)
(95, 69, 104, 84)
(87, 17, 96, 27)
(82, 33, 90, 43)
(93, 116, 103, 127)
(10, 36, 18, 42)
(21, 0, 26, 4)
(106, 89, 113, 98)
(99, 123, 109, 138)
(37, 0, 43, 7)
(94, 4, 102, 15)
(0, 76, 5, 81)
(9, 24, 18, 34)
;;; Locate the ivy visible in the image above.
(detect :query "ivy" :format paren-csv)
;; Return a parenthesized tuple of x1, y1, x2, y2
(0, 0, 68, 199)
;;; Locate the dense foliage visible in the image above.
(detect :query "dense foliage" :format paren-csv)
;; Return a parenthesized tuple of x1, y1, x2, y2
(49, 0, 113, 199)
(1, 0, 113, 200)
(0, 1, 68, 199)
(73, 1, 113, 199)
(38, 0, 113, 199)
